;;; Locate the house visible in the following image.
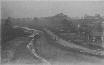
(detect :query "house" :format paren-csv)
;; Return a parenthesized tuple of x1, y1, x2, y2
(91, 21, 104, 42)
(72, 19, 104, 43)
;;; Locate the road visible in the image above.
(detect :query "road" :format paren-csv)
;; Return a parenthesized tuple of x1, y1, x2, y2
(1, 27, 104, 65)
(34, 28, 104, 65)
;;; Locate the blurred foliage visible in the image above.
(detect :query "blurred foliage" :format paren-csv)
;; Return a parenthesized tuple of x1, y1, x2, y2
(1, 18, 27, 43)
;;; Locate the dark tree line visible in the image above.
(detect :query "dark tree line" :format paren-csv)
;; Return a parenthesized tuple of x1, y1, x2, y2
(60, 19, 77, 33)
(1, 18, 27, 43)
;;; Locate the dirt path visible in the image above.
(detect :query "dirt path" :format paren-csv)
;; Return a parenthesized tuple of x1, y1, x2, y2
(35, 29, 104, 65)
(1, 37, 41, 64)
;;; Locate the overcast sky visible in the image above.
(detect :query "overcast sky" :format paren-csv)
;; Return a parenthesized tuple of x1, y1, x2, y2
(1, 1, 104, 19)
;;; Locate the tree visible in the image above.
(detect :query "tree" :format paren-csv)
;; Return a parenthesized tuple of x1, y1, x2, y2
(60, 19, 76, 32)
(84, 14, 94, 19)
(4, 17, 12, 26)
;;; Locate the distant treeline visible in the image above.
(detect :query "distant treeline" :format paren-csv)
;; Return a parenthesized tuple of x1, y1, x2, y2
(1, 19, 27, 43)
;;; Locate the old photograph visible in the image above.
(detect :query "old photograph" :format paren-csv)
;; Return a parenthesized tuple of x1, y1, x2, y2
(1, 0, 104, 65)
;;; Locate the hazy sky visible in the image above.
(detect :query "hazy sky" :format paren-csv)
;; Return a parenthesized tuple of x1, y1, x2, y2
(1, 1, 104, 19)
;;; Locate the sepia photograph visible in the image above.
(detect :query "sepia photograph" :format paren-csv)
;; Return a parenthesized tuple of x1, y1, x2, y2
(1, 0, 104, 65)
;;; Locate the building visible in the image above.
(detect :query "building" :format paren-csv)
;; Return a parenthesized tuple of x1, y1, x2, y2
(73, 18, 104, 44)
